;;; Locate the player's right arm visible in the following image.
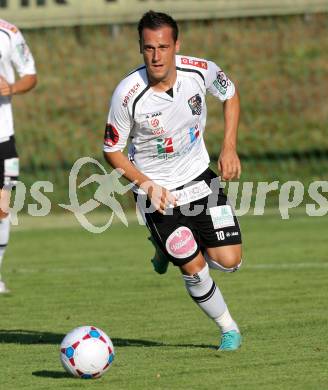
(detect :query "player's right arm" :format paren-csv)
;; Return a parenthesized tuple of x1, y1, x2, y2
(103, 150, 176, 213)
(0, 24, 37, 96)
(103, 81, 175, 213)
(0, 74, 37, 96)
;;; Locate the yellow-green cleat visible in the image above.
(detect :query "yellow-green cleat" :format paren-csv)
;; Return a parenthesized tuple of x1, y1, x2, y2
(218, 330, 242, 351)
(148, 236, 169, 274)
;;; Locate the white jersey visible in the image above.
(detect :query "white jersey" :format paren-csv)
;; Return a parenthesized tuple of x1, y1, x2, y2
(0, 19, 36, 140)
(103, 54, 235, 190)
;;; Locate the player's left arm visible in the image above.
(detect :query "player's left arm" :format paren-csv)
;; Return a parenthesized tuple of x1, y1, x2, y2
(218, 89, 241, 180)
(0, 74, 37, 96)
(204, 60, 241, 180)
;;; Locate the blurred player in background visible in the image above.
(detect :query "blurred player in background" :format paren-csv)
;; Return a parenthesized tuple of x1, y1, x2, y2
(103, 11, 242, 350)
(0, 19, 37, 293)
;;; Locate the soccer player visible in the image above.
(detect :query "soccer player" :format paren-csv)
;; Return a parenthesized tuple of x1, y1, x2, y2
(103, 11, 243, 350)
(0, 19, 37, 293)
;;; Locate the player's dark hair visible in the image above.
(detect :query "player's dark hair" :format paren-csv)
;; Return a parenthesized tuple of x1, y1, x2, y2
(138, 10, 179, 42)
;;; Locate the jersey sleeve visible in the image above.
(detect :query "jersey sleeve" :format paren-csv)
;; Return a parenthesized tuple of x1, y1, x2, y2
(10, 28, 36, 76)
(205, 60, 235, 102)
(103, 86, 132, 153)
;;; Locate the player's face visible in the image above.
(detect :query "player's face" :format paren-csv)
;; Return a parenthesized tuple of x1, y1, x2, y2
(140, 26, 180, 88)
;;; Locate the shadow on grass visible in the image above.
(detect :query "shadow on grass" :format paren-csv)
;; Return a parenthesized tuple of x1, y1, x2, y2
(113, 337, 215, 349)
(0, 329, 65, 344)
(0, 330, 214, 349)
(32, 370, 71, 379)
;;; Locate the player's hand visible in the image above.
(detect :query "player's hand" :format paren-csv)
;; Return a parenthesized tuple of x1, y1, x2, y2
(0, 76, 13, 96)
(145, 182, 177, 214)
(218, 147, 241, 180)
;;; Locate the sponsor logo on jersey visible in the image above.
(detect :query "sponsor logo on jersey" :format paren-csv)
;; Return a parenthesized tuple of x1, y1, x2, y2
(181, 57, 208, 69)
(189, 123, 200, 143)
(157, 137, 174, 154)
(150, 118, 159, 128)
(0, 20, 18, 33)
(122, 82, 141, 107)
(104, 123, 119, 147)
(188, 94, 202, 116)
(148, 116, 165, 135)
(213, 71, 231, 95)
(145, 111, 162, 119)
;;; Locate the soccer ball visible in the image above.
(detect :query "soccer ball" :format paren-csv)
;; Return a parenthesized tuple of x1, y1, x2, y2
(60, 325, 115, 379)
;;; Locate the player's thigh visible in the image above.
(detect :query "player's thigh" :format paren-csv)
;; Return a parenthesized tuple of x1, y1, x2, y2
(141, 201, 201, 267)
(193, 191, 242, 249)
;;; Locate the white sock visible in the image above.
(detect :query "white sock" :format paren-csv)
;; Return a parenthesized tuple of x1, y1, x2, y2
(183, 263, 239, 333)
(0, 215, 10, 280)
(213, 308, 239, 334)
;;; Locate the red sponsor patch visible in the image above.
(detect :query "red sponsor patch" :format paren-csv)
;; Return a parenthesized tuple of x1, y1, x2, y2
(104, 123, 119, 147)
(0, 20, 18, 33)
(181, 57, 208, 69)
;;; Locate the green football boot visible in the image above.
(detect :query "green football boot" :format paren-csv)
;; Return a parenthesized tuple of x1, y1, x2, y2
(148, 236, 169, 274)
(218, 330, 242, 351)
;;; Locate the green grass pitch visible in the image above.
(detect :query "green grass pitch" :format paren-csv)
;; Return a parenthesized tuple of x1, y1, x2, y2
(1, 212, 327, 389)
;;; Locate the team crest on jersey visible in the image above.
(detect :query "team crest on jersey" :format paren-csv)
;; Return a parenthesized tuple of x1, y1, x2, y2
(188, 94, 202, 116)
(157, 138, 174, 154)
(104, 123, 119, 147)
(213, 71, 231, 95)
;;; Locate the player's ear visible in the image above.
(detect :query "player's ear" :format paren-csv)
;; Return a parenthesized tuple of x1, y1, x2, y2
(175, 39, 180, 53)
(139, 40, 143, 54)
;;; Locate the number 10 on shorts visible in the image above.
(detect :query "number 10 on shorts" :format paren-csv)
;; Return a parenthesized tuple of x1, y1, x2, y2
(216, 230, 225, 241)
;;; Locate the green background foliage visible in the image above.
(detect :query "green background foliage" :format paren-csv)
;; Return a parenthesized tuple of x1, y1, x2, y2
(14, 14, 328, 208)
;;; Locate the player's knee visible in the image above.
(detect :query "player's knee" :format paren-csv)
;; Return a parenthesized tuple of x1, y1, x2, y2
(219, 254, 242, 270)
(205, 252, 243, 273)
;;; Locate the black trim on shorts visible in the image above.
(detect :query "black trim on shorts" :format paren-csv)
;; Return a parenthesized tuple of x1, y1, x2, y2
(0, 136, 18, 160)
(0, 136, 19, 189)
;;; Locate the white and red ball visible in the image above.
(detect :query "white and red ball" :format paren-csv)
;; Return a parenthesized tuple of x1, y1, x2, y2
(60, 326, 114, 379)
